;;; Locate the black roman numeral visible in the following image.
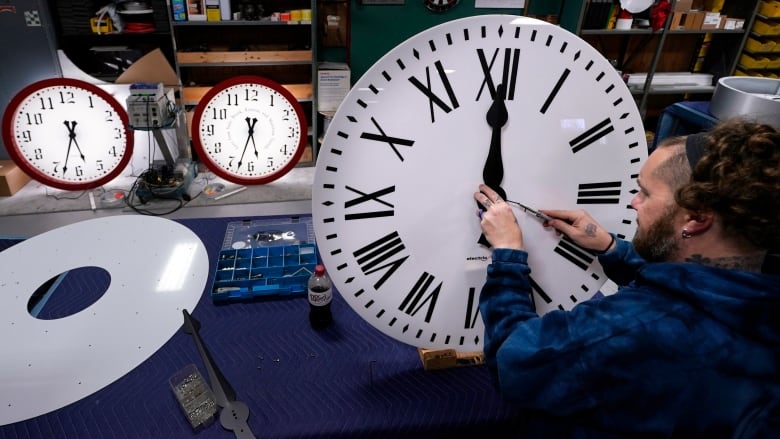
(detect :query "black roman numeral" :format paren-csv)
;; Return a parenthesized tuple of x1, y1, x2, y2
(465, 287, 481, 329)
(476, 48, 520, 101)
(528, 275, 550, 312)
(577, 181, 622, 204)
(344, 185, 395, 220)
(407, 60, 459, 123)
(398, 272, 442, 323)
(353, 231, 409, 290)
(360, 117, 415, 162)
(569, 117, 614, 153)
(553, 236, 595, 271)
(540, 68, 570, 114)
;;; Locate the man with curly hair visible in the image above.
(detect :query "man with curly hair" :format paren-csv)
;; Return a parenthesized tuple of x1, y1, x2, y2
(474, 118, 780, 437)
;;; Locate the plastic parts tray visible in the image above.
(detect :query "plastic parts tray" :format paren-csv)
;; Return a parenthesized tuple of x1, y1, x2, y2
(211, 216, 318, 302)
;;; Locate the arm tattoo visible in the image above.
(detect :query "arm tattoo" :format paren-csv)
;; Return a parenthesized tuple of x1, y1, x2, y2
(585, 223, 598, 237)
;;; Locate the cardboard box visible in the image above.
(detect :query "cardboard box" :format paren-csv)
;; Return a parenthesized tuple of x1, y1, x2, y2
(0, 160, 32, 196)
(670, 12, 686, 30)
(672, 11, 704, 30)
(317, 62, 350, 112)
(674, 0, 693, 12)
(186, 0, 206, 21)
(115, 49, 179, 88)
(701, 12, 721, 29)
(688, 11, 706, 30)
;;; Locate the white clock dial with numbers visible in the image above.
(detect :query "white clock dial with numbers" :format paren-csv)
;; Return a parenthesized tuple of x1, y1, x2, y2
(312, 15, 647, 351)
(192, 76, 307, 185)
(2, 78, 133, 191)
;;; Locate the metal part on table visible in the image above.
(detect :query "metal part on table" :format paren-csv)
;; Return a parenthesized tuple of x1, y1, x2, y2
(710, 76, 780, 128)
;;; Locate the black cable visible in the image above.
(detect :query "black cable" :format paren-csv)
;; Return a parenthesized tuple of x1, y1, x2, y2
(124, 169, 189, 216)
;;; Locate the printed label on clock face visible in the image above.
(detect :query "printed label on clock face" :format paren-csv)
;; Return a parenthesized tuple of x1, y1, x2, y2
(312, 15, 647, 350)
(193, 77, 306, 185)
(3, 79, 132, 191)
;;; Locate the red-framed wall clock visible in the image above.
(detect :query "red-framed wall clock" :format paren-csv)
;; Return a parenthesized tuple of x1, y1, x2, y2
(2, 77, 133, 191)
(191, 75, 308, 185)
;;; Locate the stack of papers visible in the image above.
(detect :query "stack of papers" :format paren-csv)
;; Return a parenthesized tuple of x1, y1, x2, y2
(626, 72, 714, 90)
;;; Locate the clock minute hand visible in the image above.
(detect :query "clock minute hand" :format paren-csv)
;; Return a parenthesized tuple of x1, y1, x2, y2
(64, 120, 86, 162)
(236, 117, 257, 170)
(247, 118, 259, 158)
(62, 121, 76, 175)
(477, 84, 509, 247)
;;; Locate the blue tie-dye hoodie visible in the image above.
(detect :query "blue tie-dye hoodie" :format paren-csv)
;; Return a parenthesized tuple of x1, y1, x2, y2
(479, 237, 780, 438)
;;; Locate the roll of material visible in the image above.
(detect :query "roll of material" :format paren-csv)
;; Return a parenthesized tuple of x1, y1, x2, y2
(710, 76, 780, 128)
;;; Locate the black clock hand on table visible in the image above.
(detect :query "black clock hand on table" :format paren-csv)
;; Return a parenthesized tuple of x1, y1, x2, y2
(182, 310, 257, 439)
(478, 83, 509, 247)
(237, 117, 258, 170)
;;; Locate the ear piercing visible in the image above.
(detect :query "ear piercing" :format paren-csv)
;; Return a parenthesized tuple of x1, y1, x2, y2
(681, 229, 693, 239)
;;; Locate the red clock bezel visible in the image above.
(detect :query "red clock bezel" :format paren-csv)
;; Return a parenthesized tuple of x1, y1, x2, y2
(2, 77, 134, 191)
(191, 75, 309, 186)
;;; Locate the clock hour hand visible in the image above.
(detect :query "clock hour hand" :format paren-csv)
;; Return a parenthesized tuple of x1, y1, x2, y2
(64, 121, 86, 161)
(247, 117, 259, 158)
(478, 84, 509, 247)
(237, 117, 258, 169)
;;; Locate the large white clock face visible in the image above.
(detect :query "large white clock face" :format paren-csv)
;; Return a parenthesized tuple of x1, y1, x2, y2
(2, 78, 133, 191)
(312, 15, 647, 351)
(192, 76, 307, 185)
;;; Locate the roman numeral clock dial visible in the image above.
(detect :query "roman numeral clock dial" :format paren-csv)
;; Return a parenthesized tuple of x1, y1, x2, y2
(312, 15, 647, 351)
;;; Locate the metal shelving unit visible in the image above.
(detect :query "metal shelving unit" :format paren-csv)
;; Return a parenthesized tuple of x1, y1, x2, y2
(563, 0, 761, 122)
(164, 2, 319, 165)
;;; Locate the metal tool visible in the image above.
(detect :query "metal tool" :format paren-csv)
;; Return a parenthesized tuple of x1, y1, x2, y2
(182, 310, 257, 439)
(505, 200, 552, 222)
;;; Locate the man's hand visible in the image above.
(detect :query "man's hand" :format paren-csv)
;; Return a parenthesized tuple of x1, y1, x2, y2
(475, 184, 524, 250)
(541, 209, 614, 253)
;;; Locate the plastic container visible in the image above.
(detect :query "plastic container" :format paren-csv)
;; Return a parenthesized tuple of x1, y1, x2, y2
(169, 364, 217, 429)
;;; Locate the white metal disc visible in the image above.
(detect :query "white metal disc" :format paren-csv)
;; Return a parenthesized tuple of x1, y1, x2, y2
(0, 216, 208, 425)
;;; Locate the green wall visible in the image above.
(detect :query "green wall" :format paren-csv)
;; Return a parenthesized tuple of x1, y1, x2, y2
(349, 1, 563, 82)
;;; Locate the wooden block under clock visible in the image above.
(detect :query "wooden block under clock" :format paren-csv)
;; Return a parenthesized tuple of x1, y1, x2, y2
(417, 348, 485, 371)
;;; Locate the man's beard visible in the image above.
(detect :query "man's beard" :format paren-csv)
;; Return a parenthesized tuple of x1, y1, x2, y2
(632, 204, 680, 262)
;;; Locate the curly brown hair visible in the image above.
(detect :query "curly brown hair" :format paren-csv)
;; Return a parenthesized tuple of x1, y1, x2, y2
(675, 118, 780, 249)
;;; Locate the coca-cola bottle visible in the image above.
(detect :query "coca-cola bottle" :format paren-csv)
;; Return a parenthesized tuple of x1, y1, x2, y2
(307, 264, 333, 329)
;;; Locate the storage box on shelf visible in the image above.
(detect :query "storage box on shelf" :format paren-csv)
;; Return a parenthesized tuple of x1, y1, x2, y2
(759, 0, 780, 17)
